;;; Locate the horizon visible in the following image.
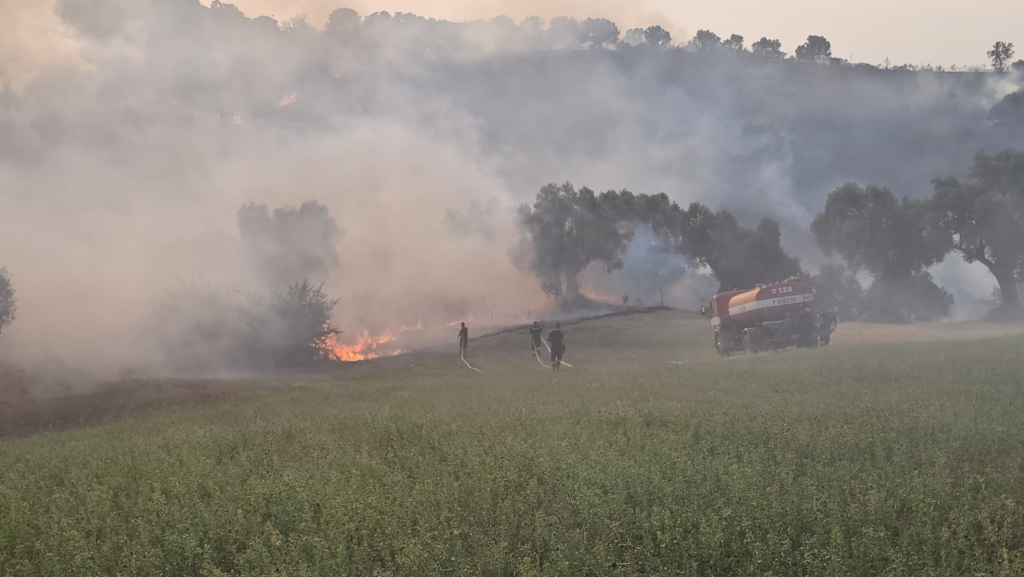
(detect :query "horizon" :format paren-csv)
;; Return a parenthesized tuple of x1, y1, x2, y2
(215, 0, 1021, 67)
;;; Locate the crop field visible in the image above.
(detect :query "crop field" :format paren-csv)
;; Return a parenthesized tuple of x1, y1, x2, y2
(2, 310, 1024, 576)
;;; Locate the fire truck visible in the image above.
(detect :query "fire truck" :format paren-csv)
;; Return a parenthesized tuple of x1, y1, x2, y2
(701, 273, 837, 355)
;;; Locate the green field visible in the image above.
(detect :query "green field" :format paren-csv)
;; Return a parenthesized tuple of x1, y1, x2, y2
(2, 310, 1024, 576)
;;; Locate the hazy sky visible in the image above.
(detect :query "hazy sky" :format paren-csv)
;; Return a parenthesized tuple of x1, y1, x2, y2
(216, 0, 1021, 67)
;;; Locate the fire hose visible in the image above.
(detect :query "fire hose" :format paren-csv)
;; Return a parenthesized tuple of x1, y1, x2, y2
(532, 347, 551, 368)
(540, 338, 574, 368)
(461, 347, 483, 373)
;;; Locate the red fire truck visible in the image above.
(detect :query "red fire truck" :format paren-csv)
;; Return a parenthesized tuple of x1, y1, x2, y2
(702, 273, 837, 355)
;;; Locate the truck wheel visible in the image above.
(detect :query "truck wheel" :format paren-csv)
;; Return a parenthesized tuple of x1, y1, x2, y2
(715, 334, 730, 356)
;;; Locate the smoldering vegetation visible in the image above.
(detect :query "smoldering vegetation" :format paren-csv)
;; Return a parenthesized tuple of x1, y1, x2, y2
(0, 0, 1023, 376)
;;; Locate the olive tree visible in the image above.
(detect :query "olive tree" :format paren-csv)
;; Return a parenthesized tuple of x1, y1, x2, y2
(596, 190, 802, 292)
(931, 150, 1024, 312)
(513, 182, 633, 301)
(812, 183, 949, 318)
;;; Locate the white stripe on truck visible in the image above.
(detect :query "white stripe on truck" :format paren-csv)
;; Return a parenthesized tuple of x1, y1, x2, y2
(727, 293, 814, 317)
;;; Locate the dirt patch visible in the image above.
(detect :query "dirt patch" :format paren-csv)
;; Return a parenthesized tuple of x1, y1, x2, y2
(0, 377, 280, 440)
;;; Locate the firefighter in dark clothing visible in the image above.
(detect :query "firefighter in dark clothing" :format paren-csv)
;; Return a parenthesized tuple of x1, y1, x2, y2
(547, 323, 565, 369)
(457, 322, 468, 354)
(529, 321, 543, 352)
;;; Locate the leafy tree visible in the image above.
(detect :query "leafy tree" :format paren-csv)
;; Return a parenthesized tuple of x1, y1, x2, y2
(812, 183, 948, 317)
(596, 190, 801, 292)
(281, 15, 314, 36)
(364, 11, 392, 25)
(812, 263, 864, 321)
(581, 18, 619, 48)
(795, 35, 832, 62)
(988, 41, 1015, 72)
(548, 16, 583, 49)
(514, 183, 633, 300)
(238, 200, 342, 287)
(644, 26, 672, 47)
(751, 37, 785, 59)
(239, 280, 341, 367)
(0, 267, 15, 335)
(490, 15, 516, 30)
(1013, 60, 1024, 74)
(209, 0, 245, 22)
(691, 30, 721, 51)
(931, 150, 1024, 310)
(520, 16, 545, 37)
(723, 34, 745, 52)
(865, 271, 953, 321)
(624, 28, 646, 46)
(326, 8, 360, 33)
(600, 191, 799, 290)
(251, 15, 279, 34)
(679, 205, 802, 291)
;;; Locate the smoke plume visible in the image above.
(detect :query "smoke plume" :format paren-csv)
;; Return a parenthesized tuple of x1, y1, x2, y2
(1, 0, 1022, 376)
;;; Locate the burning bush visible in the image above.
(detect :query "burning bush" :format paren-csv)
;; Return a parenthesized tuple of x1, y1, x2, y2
(0, 267, 15, 335)
(145, 279, 346, 373)
(239, 280, 341, 368)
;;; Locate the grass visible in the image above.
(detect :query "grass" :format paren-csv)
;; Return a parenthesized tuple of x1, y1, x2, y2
(2, 310, 1024, 575)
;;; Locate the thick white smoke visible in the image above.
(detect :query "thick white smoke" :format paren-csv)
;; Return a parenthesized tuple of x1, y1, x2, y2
(0, 0, 1022, 375)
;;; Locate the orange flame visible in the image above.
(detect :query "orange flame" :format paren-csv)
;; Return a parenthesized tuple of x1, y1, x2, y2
(400, 320, 423, 332)
(317, 318, 466, 363)
(279, 93, 297, 107)
(319, 330, 400, 362)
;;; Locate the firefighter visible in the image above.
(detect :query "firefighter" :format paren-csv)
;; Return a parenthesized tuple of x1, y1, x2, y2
(820, 309, 839, 332)
(457, 322, 469, 355)
(529, 321, 543, 353)
(547, 323, 565, 369)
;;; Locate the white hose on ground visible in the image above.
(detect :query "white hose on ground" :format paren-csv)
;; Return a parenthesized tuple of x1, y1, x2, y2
(541, 337, 574, 368)
(460, 348, 483, 373)
(533, 347, 551, 368)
